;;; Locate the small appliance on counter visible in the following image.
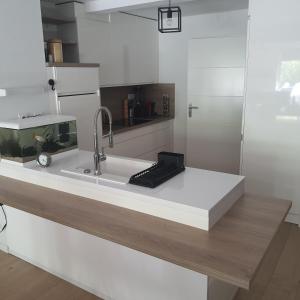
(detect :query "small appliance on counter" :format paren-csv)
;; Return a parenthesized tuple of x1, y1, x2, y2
(0, 114, 77, 164)
(129, 152, 185, 188)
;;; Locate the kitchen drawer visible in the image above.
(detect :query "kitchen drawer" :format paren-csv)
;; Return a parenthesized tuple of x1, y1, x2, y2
(104, 121, 172, 159)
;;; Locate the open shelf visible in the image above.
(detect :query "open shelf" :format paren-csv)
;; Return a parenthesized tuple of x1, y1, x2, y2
(42, 16, 75, 25)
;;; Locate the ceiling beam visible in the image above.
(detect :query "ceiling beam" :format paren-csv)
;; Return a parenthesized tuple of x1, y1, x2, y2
(85, 0, 192, 13)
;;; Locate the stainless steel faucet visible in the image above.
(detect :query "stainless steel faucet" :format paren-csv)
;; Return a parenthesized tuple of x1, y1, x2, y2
(94, 106, 114, 176)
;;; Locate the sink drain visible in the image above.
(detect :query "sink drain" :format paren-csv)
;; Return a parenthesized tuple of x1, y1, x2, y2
(83, 168, 91, 174)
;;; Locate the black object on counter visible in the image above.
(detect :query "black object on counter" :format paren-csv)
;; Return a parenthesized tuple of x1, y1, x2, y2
(129, 152, 185, 188)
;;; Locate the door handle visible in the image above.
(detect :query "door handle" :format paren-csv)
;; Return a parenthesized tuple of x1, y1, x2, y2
(188, 104, 199, 118)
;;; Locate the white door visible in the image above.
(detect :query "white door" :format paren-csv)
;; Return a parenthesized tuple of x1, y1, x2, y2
(186, 37, 246, 174)
(58, 94, 101, 151)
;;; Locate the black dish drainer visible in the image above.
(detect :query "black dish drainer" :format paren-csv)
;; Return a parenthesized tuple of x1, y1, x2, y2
(129, 152, 185, 188)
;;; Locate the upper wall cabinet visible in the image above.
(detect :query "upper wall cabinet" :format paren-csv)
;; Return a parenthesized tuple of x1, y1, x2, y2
(75, 5, 159, 87)
(41, 2, 158, 86)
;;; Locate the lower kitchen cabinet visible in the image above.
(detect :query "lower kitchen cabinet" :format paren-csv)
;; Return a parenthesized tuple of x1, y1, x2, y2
(103, 120, 173, 161)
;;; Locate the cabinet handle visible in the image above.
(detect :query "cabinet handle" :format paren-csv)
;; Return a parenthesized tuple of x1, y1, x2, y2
(188, 104, 199, 118)
(48, 79, 55, 91)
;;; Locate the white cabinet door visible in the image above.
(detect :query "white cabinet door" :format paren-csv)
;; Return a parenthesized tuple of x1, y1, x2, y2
(58, 94, 101, 151)
(76, 12, 158, 86)
(104, 121, 173, 159)
(50, 67, 100, 95)
(106, 127, 171, 159)
(186, 37, 246, 174)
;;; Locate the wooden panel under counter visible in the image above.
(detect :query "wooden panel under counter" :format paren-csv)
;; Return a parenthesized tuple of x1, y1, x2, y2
(0, 175, 291, 290)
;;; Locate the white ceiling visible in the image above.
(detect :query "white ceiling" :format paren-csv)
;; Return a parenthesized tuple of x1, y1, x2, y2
(42, 0, 88, 3)
(41, 0, 249, 17)
(130, 0, 249, 19)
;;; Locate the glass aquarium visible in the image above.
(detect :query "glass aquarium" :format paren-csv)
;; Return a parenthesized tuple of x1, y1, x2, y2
(0, 120, 77, 163)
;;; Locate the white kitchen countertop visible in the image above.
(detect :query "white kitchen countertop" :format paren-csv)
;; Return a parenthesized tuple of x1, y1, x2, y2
(0, 150, 244, 230)
(0, 114, 76, 129)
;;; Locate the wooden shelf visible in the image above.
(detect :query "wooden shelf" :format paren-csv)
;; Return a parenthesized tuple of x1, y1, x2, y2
(42, 17, 75, 25)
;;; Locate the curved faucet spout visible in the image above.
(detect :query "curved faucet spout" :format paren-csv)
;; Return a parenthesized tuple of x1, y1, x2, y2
(94, 106, 114, 176)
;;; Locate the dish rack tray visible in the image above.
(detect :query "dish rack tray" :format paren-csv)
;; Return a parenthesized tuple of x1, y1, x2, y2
(129, 157, 185, 189)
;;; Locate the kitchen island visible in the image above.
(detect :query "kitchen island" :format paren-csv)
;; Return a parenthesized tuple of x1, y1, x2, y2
(0, 150, 291, 300)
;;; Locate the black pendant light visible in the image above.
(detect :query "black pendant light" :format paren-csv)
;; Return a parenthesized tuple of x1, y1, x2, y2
(158, 0, 182, 33)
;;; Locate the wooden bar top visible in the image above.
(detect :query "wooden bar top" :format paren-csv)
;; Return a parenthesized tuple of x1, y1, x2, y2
(0, 175, 291, 290)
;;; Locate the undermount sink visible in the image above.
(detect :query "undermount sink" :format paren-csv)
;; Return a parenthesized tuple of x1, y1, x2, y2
(61, 155, 152, 185)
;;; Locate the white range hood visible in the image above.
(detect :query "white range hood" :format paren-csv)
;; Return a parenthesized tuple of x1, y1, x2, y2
(85, 0, 193, 13)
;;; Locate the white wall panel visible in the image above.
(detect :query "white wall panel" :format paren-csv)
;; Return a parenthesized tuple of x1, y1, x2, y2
(0, 0, 49, 120)
(241, 0, 300, 224)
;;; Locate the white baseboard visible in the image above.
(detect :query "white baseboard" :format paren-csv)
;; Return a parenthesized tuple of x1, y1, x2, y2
(7, 249, 109, 300)
(0, 242, 9, 253)
(286, 212, 300, 226)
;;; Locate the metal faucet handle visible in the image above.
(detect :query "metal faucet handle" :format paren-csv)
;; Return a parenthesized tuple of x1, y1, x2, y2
(94, 106, 114, 176)
(100, 147, 107, 161)
(94, 152, 102, 176)
(102, 132, 114, 148)
(108, 132, 114, 148)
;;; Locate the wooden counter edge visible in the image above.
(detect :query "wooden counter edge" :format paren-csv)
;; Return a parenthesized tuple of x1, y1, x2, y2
(0, 175, 292, 290)
(247, 196, 292, 290)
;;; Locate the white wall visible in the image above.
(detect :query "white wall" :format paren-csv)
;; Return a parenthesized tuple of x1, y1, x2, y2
(76, 8, 159, 86)
(159, 10, 248, 154)
(0, 0, 49, 248)
(0, 0, 49, 121)
(241, 0, 300, 224)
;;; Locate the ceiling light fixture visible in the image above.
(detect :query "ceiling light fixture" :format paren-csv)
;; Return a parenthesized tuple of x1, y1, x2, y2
(158, 0, 182, 33)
